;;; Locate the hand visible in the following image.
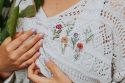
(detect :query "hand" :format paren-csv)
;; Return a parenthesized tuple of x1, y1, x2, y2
(0, 29, 42, 79)
(28, 58, 72, 83)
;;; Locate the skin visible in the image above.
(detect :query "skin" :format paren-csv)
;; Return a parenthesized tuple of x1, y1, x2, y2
(28, 59, 72, 83)
(28, 0, 79, 82)
(0, 29, 43, 79)
(42, 0, 79, 17)
(0, 0, 78, 82)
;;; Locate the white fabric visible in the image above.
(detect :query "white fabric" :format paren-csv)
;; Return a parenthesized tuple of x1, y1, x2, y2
(4, 73, 14, 83)
(16, 0, 125, 83)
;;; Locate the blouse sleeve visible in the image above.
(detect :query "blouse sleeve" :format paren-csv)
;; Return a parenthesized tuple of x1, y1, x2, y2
(112, 20, 125, 83)
(106, 0, 125, 82)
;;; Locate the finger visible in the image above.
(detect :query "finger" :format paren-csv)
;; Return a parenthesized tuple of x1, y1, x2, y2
(29, 75, 52, 83)
(28, 63, 41, 76)
(28, 63, 51, 83)
(34, 69, 40, 75)
(17, 41, 41, 64)
(15, 34, 42, 56)
(35, 69, 45, 77)
(44, 58, 61, 77)
(14, 30, 24, 39)
(19, 52, 40, 69)
(2, 37, 12, 46)
(28, 63, 36, 76)
(7, 29, 36, 51)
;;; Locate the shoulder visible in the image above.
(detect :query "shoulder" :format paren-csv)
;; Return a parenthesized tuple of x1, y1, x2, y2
(104, 0, 125, 19)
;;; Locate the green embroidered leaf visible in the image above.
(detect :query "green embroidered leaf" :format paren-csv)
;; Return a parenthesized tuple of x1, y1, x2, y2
(57, 30, 62, 33)
(19, 5, 36, 17)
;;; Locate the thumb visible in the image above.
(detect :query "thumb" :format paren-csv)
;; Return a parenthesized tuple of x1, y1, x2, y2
(44, 58, 61, 77)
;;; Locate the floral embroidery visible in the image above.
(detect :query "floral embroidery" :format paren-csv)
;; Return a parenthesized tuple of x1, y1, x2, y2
(52, 18, 76, 40)
(71, 33, 79, 48)
(51, 18, 94, 61)
(56, 24, 63, 29)
(74, 33, 79, 38)
(77, 42, 84, 49)
(61, 35, 68, 44)
(52, 24, 63, 40)
(84, 28, 94, 43)
(66, 26, 74, 35)
(74, 41, 84, 60)
(66, 18, 76, 35)
(60, 35, 68, 54)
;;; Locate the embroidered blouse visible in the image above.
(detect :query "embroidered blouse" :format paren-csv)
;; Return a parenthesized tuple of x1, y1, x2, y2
(4, 0, 125, 83)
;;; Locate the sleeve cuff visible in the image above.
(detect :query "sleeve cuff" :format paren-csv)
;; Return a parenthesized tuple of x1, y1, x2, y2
(3, 73, 15, 83)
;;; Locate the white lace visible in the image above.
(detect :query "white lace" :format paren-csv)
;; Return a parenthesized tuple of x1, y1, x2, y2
(17, 0, 125, 83)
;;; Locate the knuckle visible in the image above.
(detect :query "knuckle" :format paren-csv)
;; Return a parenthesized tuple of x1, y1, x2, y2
(9, 55, 16, 62)
(26, 31, 32, 36)
(27, 60, 32, 65)
(32, 35, 40, 42)
(24, 62, 31, 67)
(24, 52, 32, 58)
(13, 62, 20, 68)
(32, 37, 38, 43)
(33, 46, 38, 50)
(51, 63, 57, 70)
(48, 62, 55, 68)
(30, 58, 35, 63)
(18, 37, 24, 43)
(34, 45, 40, 50)
(6, 45, 11, 52)
(19, 63, 29, 69)
(23, 45, 29, 49)
(24, 52, 29, 56)
(50, 62, 55, 67)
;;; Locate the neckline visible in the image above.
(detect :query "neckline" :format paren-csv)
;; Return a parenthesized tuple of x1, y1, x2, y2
(39, 0, 84, 19)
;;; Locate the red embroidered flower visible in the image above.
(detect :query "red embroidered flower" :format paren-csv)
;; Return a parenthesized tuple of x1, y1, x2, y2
(56, 24, 63, 29)
(76, 42, 84, 49)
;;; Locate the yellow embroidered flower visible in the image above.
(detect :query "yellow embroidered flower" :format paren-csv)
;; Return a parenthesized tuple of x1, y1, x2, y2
(61, 35, 68, 44)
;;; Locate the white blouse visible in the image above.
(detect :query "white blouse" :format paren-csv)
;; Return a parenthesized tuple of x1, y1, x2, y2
(6, 0, 125, 83)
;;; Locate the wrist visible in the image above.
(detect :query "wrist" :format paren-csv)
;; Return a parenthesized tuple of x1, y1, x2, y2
(0, 71, 13, 80)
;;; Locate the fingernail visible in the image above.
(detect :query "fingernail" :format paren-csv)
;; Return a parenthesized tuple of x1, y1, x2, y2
(37, 52, 41, 56)
(39, 34, 44, 39)
(41, 43, 43, 47)
(44, 57, 50, 63)
(19, 28, 24, 32)
(39, 42, 43, 47)
(31, 28, 36, 33)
